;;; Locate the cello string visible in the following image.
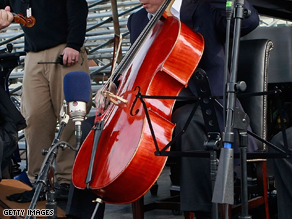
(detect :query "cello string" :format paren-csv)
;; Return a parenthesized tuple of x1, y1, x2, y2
(102, 0, 172, 88)
(109, 0, 173, 81)
(96, 0, 173, 118)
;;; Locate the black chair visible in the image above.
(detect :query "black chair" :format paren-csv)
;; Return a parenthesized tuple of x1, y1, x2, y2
(132, 39, 274, 219)
(225, 39, 274, 219)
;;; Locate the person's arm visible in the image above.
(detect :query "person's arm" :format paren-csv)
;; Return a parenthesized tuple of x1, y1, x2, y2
(66, 0, 88, 51)
(0, 6, 13, 30)
(237, 0, 259, 36)
(62, 0, 88, 66)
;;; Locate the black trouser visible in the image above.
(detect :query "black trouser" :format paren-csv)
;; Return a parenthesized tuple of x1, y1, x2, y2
(171, 103, 213, 213)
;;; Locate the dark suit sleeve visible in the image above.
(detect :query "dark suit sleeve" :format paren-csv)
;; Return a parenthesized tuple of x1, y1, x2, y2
(240, 0, 260, 35)
(210, 0, 259, 36)
(127, 13, 132, 33)
(127, 8, 149, 44)
(127, 13, 135, 44)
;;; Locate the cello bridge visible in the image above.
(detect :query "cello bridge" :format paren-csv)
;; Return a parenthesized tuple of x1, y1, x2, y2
(102, 91, 128, 105)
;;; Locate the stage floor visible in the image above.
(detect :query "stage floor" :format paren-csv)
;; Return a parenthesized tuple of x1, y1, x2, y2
(57, 166, 187, 219)
(56, 166, 278, 219)
(13, 155, 278, 218)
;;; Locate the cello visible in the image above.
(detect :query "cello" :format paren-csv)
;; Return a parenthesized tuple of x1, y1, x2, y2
(72, 0, 204, 204)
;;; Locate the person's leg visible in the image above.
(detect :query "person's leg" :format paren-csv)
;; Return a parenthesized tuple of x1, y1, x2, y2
(46, 44, 91, 185)
(21, 50, 57, 183)
(171, 103, 212, 218)
(270, 127, 292, 219)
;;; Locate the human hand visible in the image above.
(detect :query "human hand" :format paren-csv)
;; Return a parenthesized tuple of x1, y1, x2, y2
(62, 47, 80, 66)
(95, 82, 117, 116)
(0, 6, 13, 30)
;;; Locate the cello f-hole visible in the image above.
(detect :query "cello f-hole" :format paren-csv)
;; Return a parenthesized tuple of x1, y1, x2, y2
(130, 86, 142, 116)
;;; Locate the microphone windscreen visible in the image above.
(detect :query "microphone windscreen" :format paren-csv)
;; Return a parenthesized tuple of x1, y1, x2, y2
(64, 71, 91, 103)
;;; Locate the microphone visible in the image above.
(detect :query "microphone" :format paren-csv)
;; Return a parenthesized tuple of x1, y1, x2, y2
(64, 71, 91, 121)
(63, 71, 91, 149)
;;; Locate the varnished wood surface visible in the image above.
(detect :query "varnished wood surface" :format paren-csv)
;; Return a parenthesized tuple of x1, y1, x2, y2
(72, 15, 204, 204)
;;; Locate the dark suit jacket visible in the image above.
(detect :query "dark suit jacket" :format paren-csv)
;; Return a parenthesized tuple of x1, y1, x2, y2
(128, 0, 259, 97)
(127, 0, 259, 152)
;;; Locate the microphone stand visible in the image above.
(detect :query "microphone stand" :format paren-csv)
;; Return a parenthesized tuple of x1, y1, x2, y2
(216, 0, 252, 218)
(68, 101, 87, 151)
(25, 102, 70, 219)
(75, 120, 82, 151)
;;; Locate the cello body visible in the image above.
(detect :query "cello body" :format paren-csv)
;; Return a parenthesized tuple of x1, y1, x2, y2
(72, 13, 204, 204)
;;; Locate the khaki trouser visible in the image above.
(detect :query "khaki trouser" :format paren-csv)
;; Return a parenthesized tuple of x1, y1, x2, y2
(21, 44, 92, 184)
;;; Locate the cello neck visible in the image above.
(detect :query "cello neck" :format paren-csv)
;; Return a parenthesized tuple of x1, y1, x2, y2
(163, 0, 176, 17)
(130, 0, 175, 50)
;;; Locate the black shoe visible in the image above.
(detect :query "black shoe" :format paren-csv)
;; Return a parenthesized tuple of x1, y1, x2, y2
(6, 189, 46, 203)
(55, 183, 70, 200)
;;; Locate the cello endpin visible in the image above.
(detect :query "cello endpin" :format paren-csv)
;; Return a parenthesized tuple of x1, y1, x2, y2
(92, 197, 104, 203)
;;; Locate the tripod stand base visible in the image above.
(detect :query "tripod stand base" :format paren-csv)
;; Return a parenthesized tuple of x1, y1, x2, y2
(212, 148, 234, 205)
(0, 179, 66, 218)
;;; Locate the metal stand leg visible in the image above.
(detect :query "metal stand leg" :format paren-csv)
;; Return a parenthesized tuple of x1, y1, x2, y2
(25, 104, 70, 219)
(238, 131, 251, 219)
